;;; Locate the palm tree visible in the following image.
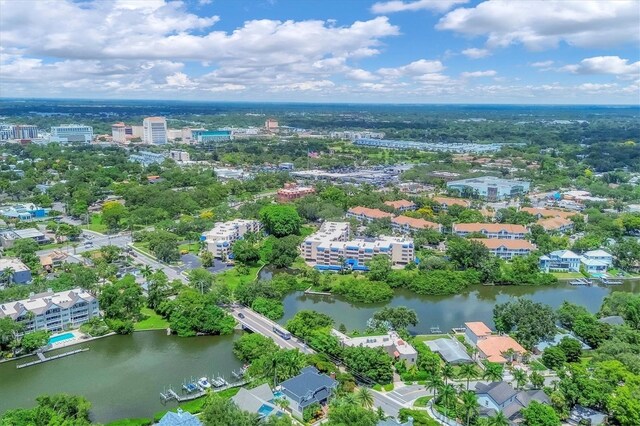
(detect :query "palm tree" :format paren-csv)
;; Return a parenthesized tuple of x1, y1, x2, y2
(461, 390, 479, 426)
(376, 406, 386, 421)
(459, 363, 478, 390)
(512, 368, 528, 390)
(502, 348, 516, 364)
(488, 411, 509, 426)
(275, 397, 290, 413)
(426, 375, 444, 398)
(141, 265, 154, 280)
(356, 387, 374, 409)
(482, 361, 503, 382)
(441, 363, 455, 385)
(438, 384, 457, 418)
(1, 267, 15, 287)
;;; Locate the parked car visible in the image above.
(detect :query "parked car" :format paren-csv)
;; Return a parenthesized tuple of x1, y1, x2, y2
(238, 313, 245, 319)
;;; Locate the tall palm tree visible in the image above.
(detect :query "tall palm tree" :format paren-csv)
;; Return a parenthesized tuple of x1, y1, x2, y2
(482, 361, 503, 382)
(512, 368, 528, 390)
(438, 384, 457, 418)
(459, 363, 478, 390)
(426, 375, 444, 398)
(461, 390, 479, 426)
(488, 411, 509, 426)
(356, 387, 374, 409)
(1, 267, 15, 287)
(275, 397, 290, 413)
(141, 265, 154, 280)
(441, 363, 455, 385)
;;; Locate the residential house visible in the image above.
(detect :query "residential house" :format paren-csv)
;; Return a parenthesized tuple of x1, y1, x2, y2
(0, 258, 32, 287)
(471, 239, 536, 260)
(384, 200, 416, 212)
(538, 250, 581, 272)
(0, 288, 99, 334)
(278, 366, 338, 419)
(391, 215, 442, 234)
(0, 228, 48, 248)
(346, 206, 395, 223)
(332, 329, 418, 366)
(157, 408, 202, 426)
(40, 251, 69, 273)
(477, 335, 526, 364)
(464, 321, 493, 346)
(475, 381, 550, 424)
(425, 338, 473, 364)
(231, 384, 284, 419)
(581, 250, 613, 267)
(568, 405, 607, 425)
(431, 196, 470, 212)
(453, 223, 528, 239)
(579, 257, 609, 275)
(536, 216, 574, 233)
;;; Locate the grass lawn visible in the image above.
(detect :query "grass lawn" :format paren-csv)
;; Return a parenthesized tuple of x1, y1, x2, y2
(414, 334, 449, 342)
(529, 360, 547, 372)
(178, 242, 199, 254)
(134, 307, 169, 331)
(413, 396, 433, 407)
(152, 387, 240, 421)
(83, 214, 108, 233)
(373, 383, 394, 391)
(105, 419, 152, 426)
(38, 241, 68, 250)
(216, 264, 262, 291)
(132, 242, 155, 258)
(552, 272, 584, 279)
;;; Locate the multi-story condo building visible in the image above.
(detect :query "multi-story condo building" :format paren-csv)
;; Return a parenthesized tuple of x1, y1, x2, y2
(447, 176, 530, 201)
(13, 125, 39, 139)
(301, 222, 413, 270)
(536, 217, 574, 233)
(277, 183, 315, 202)
(453, 223, 528, 239)
(539, 250, 581, 272)
(391, 215, 442, 234)
(143, 117, 168, 145)
(51, 124, 93, 143)
(0, 258, 32, 288)
(202, 219, 262, 259)
(471, 239, 535, 260)
(111, 122, 127, 143)
(128, 151, 165, 167)
(384, 200, 416, 212)
(520, 207, 580, 220)
(431, 196, 470, 211)
(192, 130, 233, 143)
(346, 206, 395, 223)
(0, 288, 99, 333)
(168, 150, 190, 162)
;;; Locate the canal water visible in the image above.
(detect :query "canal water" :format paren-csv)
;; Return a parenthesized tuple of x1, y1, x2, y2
(280, 280, 640, 335)
(0, 331, 242, 423)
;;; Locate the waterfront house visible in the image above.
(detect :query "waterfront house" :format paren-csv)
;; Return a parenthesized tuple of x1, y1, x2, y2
(471, 239, 535, 260)
(581, 250, 613, 267)
(453, 223, 528, 239)
(425, 338, 473, 364)
(464, 321, 493, 346)
(158, 408, 202, 426)
(477, 336, 526, 364)
(231, 384, 284, 419)
(475, 381, 550, 423)
(579, 257, 609, 275)
(279, 366, 337, 418)
(538, 250, 581, 272)
(332, 329, 418, 366)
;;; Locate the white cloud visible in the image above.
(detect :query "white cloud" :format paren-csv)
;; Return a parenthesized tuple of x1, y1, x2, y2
(461, 48, 491, 59)
(371, 0, 468, 14)
(561, 56, 640, 78)
(346, 69, 379, 81)
(578, 83, 618, 92)
(378, 59, 445, 77)
(437, 0, 640, 50)
(165, 72, 196, 88)
(461, 70, 497, 78)
(531, 61, 554, 68)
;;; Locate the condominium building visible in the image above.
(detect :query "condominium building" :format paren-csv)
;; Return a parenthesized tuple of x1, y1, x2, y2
(143, 117, 168, 145)
(265, 118, 278, 132)
(331, 329, 417, 366)
(51, 124, 93, 143)
(431, 197, 470, 211)
(453, 223, 528, 239)
(192, 130, 232, 143)
(13, 125, 39, 139)
(384, 200, 416, 212)
(446, 176, 530, 201)
(202, 219, 262, 259)
(277, 183, 315, 202)
(0, 288, 99, 334)
(301, 222, 414, 270)
(520, 207, 580, 220)
(536, 217, 574, 233)
(111, 122, 127, 143)
(128, 151, 165, 167)
(0, 258, 32, 287)
(168, 150, 190, 162)
(346, 206, 394, 223)
(471, 238, 536, 260)
(391, 215, 442, 234)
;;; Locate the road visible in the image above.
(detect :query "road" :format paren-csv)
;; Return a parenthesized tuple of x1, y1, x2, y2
(233, 306, 314, 354)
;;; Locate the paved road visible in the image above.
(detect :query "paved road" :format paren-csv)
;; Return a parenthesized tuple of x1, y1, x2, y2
(372, 389, 408, 418)
(233, 306, 314, 354)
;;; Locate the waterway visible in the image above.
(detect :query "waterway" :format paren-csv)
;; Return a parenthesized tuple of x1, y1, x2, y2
(0, 331, 242, 423)
(280, 280, 640, 335)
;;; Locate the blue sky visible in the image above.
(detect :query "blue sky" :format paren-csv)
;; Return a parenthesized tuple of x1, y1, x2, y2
(1, 0, 638, 103)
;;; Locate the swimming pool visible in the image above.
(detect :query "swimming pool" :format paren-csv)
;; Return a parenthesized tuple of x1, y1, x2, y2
(273, 391, 284, 399)
(48, 332, 74, 345)
(258, 404, 274, 417)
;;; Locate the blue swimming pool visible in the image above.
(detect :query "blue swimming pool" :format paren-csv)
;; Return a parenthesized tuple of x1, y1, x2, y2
(258, 404, 274, 417)
(48, 332, 74, 345)
(273, 391, 284, 399)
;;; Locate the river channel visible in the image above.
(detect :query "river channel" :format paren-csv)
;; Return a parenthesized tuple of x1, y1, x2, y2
(1, 280, 638, 422)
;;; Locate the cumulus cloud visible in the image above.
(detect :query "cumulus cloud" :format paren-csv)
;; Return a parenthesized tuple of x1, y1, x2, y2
(531, 61, 554, 68)
(378, 59, 445, 77)
(371, 0, 468, 14)
(346, 69, 379, 81)
(461, 48, 491, 59)
(437, 0, 640, 50)
(561, 56, 640, 78)
(461, 70, 497, 78)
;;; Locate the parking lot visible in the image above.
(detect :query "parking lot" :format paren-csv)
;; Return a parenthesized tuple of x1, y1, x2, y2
(179, 253, 232, 274)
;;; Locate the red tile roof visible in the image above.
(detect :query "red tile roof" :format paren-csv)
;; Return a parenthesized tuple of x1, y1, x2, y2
(392, 215, 441, 230)
(465, 321, 493, 337)
(384, 200, 416, 209)
(348, 206, 395, 220)
(454, 223, 528, 234)
(432, 197, 470, 207)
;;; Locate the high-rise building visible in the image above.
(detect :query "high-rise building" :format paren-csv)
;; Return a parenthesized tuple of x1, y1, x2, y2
(13, 125, 39, 139)
(143, 117, 167, 145)
(51, 124, 93, 143)
(111, 122, 127, 143)
(265, 118, 278, 132)
(0, 125, 14, 140)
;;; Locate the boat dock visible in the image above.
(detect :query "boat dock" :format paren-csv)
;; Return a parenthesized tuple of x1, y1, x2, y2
(570, 278, 592, 286)
(160, 377, 250, 404)
(304, 287, 332, 296)
(17, 348, 89, 369)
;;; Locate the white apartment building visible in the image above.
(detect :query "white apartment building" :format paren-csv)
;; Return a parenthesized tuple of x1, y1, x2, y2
(143, 117, 168, 145)
(169, 150, 190, 162)
(331, 329, 417, 366)
(453, 223, 528, 239)
(112, 122, 127, 143)
(0, 288, 99, 334)
(301, 222, 413, 270)
(202, 219, 262, 259)
(50, 125, 93, 143)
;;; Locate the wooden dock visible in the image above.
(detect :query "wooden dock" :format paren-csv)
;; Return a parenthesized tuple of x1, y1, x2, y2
(160, 378, 250, 404)
(304, 287, 332, 296)
(17, 348, 89, 369)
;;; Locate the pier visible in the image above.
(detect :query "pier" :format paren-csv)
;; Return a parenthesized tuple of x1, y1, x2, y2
(160, 378, 250, 404)
(17, 348, 89, 369)
(304, 287, 332, 296)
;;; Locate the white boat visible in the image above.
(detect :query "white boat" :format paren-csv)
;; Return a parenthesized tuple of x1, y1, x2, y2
(601, 277, 622, 285)
(197, 377, 212, 389)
